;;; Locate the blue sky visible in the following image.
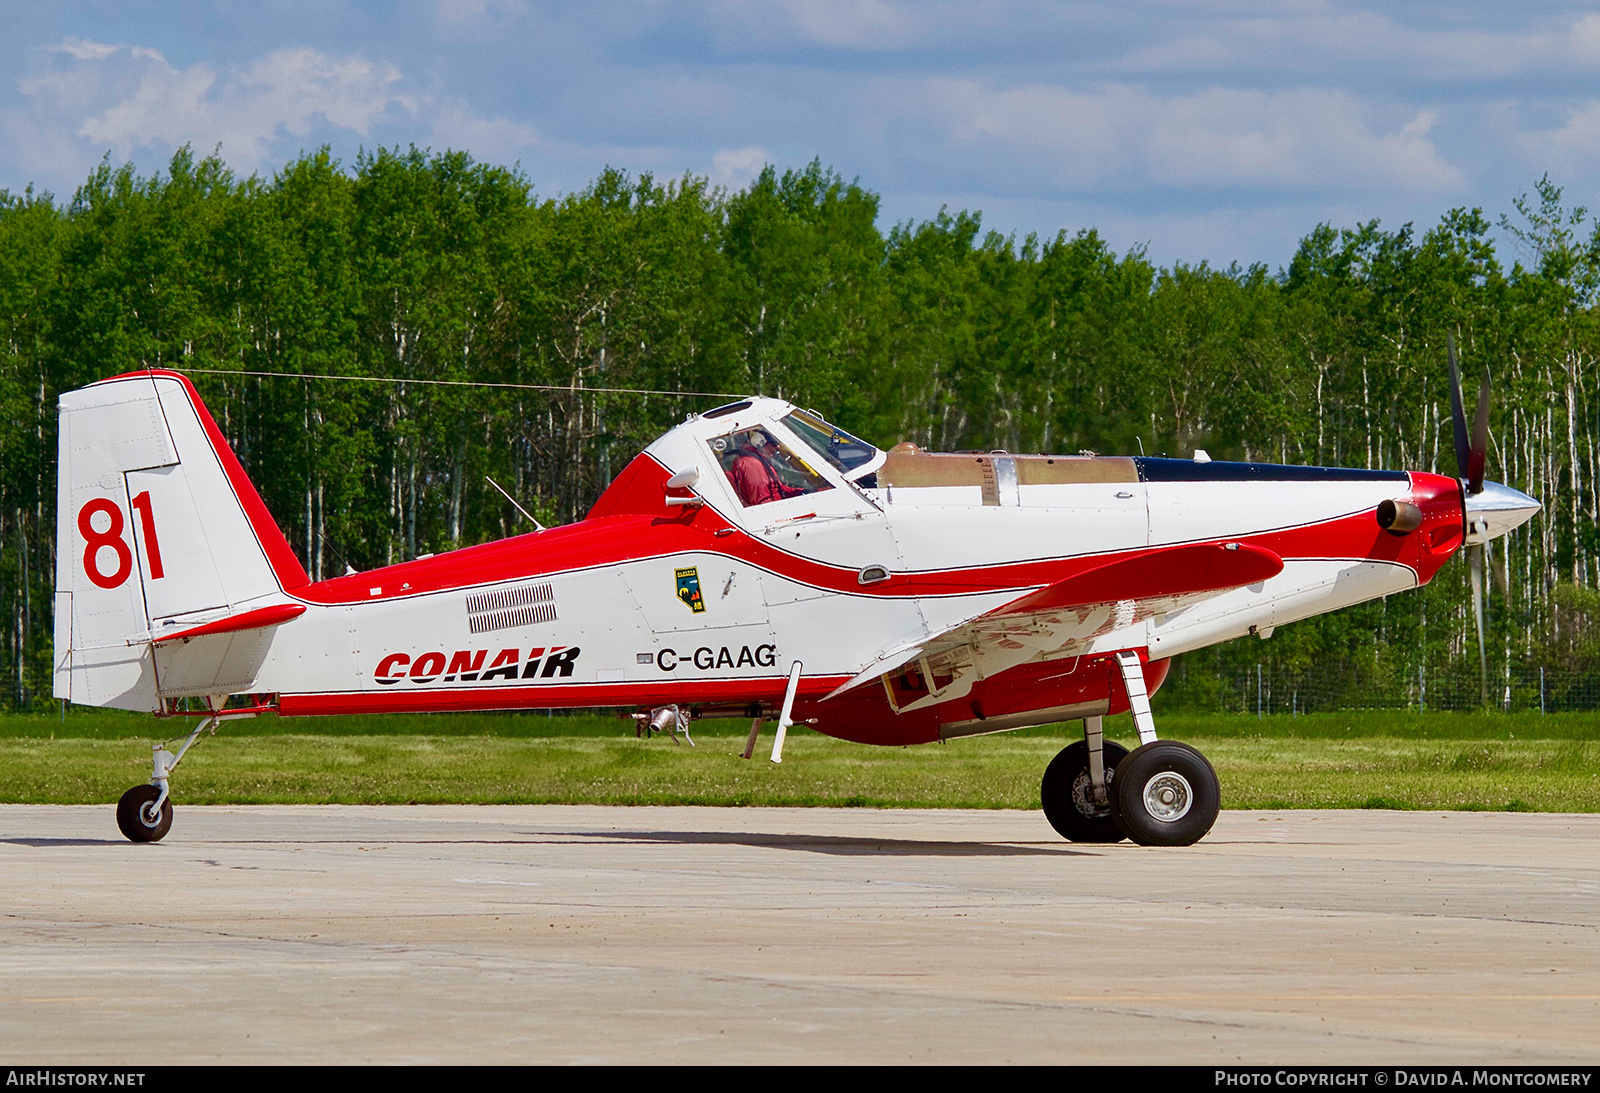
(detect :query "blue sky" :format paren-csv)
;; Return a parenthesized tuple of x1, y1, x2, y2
(4, 1, 1599, 268)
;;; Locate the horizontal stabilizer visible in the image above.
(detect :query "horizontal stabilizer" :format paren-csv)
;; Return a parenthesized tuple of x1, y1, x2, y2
(152, 604, 306, 644)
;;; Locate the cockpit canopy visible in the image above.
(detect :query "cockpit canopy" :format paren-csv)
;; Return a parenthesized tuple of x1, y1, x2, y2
(644, 397, 885, 513)
(704, 409, 879, 507)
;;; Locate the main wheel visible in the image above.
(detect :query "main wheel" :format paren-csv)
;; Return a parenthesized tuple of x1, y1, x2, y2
(116, 784, 173, 843)
(1041, 740, 1129, 842)
(1109, 741, 1220, 847)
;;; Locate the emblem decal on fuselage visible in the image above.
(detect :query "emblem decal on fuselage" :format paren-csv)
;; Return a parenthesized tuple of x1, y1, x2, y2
(675, 567, 705, 613)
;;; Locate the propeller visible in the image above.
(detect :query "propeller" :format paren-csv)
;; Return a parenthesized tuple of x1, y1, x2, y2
(1447, 332, 1490, 495)
(1467, 533, 1488, 707)
(1447, 331, 1492, 707)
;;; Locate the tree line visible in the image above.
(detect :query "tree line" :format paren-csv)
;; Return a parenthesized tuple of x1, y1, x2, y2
(4, 146, 1599, 712)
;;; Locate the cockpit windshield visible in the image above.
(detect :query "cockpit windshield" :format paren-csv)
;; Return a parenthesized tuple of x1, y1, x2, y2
(781, 410, 879, 475)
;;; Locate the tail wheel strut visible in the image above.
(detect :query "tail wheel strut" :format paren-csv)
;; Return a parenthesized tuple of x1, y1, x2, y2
(114, 698, 232, 845)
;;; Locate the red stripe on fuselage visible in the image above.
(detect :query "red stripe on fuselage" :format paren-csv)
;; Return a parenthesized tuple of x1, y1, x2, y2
(282, 458, 1463, 608)
(82, 387, 1461, 613)
(278, 655, 1171, 748)
(277, 674, 852, 716)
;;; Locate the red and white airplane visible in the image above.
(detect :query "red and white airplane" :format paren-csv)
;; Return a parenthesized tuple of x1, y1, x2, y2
(55, 367, 1539, 846)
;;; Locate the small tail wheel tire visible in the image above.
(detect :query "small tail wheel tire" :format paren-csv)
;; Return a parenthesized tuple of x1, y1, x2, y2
(1041, 740, 1129, 842)
(1109, 741, 1220, 847)
(116, 784, 173, 843)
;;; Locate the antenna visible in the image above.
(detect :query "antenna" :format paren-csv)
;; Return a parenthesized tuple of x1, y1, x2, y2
(485, 475, 545, 531)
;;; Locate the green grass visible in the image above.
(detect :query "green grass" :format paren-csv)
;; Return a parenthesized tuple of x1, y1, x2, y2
(1, 706, 1597, 811)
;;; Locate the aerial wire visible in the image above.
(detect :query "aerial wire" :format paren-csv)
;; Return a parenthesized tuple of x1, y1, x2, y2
(175, 366, 746, 400)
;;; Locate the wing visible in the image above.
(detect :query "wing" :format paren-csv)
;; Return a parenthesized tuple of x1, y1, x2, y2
(825, 542, 1283, 709)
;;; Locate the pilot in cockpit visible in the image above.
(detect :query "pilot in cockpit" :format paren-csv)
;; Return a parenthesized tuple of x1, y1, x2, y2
(727, 429, 806, 506)
(710, 425, 833, 507)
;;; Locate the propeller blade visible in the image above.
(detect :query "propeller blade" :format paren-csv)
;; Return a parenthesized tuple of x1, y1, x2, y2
(1485, 535, 1509, 597)
(1468, 543, 1489, 707)
(1468, 368, 1490, 494)
(1447, 331, 1470, 482)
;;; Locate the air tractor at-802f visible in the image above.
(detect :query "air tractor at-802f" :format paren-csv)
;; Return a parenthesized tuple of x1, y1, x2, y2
(55, 361, 1539, 846)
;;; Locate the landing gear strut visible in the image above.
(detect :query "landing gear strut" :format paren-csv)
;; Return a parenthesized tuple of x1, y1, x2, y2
(115, 698, 230, 844)
(1040, 653, 1221, 847)
(1040, 736, 1128, 843)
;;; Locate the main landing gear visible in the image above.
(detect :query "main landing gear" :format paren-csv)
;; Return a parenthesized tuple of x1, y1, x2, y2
(115, 697, 233, 844)
(1039, 651, 1220, 847)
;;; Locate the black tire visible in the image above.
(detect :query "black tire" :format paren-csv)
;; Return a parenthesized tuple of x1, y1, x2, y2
(1109, 741, 1220, 847)
(116, 784, 173, 843)
(1041, 740, 1129, 842)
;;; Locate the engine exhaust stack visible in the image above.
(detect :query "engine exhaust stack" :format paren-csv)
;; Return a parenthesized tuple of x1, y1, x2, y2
(1376, 498, 1424, 535)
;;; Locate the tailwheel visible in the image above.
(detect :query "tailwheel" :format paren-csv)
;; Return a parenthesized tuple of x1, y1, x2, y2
(113, 704, 229, 844)
(1109, 741, 1220, 847)
(116, 784, 173, 843)
(1041, 740, 1128, 843)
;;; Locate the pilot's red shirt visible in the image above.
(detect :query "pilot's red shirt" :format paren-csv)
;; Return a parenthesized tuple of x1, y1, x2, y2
(730, 452, 801, 506)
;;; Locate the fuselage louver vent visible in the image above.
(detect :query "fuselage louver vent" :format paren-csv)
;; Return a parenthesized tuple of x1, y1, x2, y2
(466, 582, 557, 634)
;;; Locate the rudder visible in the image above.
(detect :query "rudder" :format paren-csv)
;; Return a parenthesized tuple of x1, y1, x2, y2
(54, 370, 308, 710)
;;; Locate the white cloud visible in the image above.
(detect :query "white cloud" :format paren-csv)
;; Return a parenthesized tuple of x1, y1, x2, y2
(80, 45, 412, 164)
(705, 0, 925, 51)
(711, 145, 770, 189)
(10, 39, 414, 183)
(875, 183, 1382, 270)
(915, 79, 1464, 194)
(434, 0, 530, 24)
(55, 38, 137, 63)
(1512, 99, 1600, 185)
(1115, 8, 1600, 81)
(5, 35, 683, 197)
(768, 0, 915, 49)
(1572, 13, 1600, 64)
(428, 99, 543, 166)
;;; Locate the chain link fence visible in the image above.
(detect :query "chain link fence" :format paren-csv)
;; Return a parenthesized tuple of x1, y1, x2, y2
(1160, 657, 1600, 715)
(5, 660, 56, 713)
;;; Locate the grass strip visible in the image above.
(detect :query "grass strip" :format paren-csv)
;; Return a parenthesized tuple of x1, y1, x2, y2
(8, 706, 1600, 740)
(0, 708, 1595, 812)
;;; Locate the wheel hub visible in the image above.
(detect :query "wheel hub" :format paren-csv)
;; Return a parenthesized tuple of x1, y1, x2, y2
(1070, 769, 1113, 818)
(1141, 771, 1193, 822)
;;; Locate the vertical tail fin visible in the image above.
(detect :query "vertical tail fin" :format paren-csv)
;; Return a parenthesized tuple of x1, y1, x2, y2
(54, 370, 308, 710)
